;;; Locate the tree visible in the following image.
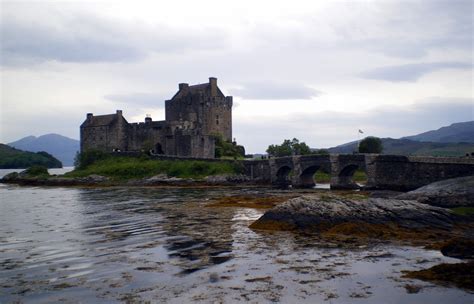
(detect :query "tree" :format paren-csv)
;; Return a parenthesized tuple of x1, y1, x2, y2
(266, 138, 312, 157)
(359, 136, 383, 154)
(212, 134, 245, 159)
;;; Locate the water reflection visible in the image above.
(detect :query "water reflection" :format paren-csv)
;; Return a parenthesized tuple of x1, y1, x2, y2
(1, 185, 472, 303)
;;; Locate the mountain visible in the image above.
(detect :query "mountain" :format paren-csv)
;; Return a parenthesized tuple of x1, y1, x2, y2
(328, 138, 474, 157)
(8, 134, 79, 166)
(0, 144, 62, 169)
(403, 121, 474, 143)
(328, 121, 474, 157)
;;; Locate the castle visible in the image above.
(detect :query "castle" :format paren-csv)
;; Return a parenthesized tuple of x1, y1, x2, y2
(80, 77, 232, 158)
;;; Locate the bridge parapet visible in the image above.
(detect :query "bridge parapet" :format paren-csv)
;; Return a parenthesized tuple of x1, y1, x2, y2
(370, 154, 474, 191)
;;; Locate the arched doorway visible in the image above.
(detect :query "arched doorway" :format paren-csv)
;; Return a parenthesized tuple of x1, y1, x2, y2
(154, 142, 164, 154)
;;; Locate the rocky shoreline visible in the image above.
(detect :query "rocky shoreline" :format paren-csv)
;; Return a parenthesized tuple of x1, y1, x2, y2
(0, 172, 260, 188)
(3, 170, 474, 291)
(245, 176, 474, 291)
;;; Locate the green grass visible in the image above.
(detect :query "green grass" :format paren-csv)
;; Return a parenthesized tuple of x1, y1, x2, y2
(451, 207, 474, 216)
(314, 169, 367, 183)
(65, 156, 244, 180)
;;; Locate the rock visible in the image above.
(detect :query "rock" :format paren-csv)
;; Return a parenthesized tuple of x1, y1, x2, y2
(250, 194, 458, 231)
(205, 174, 250, 184)
(439, 239, 474, 259)
(78, 174, 109, 183)
(403, 262, 474, 291)
(396, 175, 474, 207)
(2, 172, 20, 181)
(146, 174, 182, 182)
(369, 190, 404, 199)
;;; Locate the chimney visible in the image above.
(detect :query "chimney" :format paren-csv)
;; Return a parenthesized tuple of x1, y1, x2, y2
(116, 110, 122, 116)
(86, 113, 93, 119)
(209, 77, 217, 96)
(145, 115, 152, 123)
(179, 83, 189, 90)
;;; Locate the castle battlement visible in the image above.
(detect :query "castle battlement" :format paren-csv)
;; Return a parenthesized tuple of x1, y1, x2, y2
(80, 78, 232, 158)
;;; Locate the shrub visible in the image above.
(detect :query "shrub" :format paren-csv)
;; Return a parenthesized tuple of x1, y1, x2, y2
(74, 150, 110, 169)
(24, 165, 49, 177)
(212, 134, 245, 159)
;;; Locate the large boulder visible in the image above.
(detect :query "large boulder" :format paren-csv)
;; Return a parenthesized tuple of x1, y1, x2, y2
(250, 195, 459, 232)
(396, 175, 474, 208)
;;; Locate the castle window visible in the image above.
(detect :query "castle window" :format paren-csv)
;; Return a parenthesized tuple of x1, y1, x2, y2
(216, 115, 219, 125)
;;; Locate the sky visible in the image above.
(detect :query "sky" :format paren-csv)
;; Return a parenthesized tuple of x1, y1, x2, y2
(0, 0, 473, 153)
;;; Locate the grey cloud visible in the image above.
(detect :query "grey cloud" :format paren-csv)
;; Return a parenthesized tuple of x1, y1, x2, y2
(323, 0, 473, 59)
(234, 97, 473, 153)
(360, 62, 473, 82)
(0, 12, 227, 66)
(104, 93, 166, 108)
(230, 83, 321, 100)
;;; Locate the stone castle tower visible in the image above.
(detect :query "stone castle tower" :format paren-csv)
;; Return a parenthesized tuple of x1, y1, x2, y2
(80, 78, 232, 158)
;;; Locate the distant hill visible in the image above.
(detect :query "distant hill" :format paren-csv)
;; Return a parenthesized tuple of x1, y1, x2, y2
(8, 134, 79, 166)
(327, 121, 474, 157)
(328, 138, 474, 157)
(403, 121, 474, 143)
(0, 144, 62, 169)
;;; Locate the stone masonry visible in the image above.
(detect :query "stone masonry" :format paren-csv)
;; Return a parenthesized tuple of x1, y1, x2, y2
(80, 78, 233, 158)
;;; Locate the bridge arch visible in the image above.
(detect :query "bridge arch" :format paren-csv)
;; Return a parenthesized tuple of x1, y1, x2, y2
(275, 165, 293, 187)
(334, 163, 367, 189)
(299, 165, 320, 188)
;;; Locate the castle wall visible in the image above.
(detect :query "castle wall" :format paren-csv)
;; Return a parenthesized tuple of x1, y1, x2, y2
(127, 120, 167, 152)
(80, 114, 129, 152)
(81, 78, 232, 158)
(202, 97, 232, 141)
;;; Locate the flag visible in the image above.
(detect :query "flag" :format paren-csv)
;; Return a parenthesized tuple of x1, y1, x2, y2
(358, 129, 364, 134)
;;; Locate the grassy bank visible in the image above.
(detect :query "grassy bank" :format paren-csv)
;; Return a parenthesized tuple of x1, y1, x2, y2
(66, 155, 244, 180)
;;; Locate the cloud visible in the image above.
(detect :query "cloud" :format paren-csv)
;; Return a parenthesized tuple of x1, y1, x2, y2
(234, 97, 474, 153)
(360, 62, 473, 82)
(0, 8, 227, 66)
(104, 93, 167, 108)
(230, 83, 321, 100)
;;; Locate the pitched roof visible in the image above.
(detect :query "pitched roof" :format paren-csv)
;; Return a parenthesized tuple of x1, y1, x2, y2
(171, 82, 225, 100)
(81, 114, 119, 127)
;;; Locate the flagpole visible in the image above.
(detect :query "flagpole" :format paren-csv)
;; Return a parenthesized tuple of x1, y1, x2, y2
(357, 129, 364, 153)
(357, 130, 360, 153)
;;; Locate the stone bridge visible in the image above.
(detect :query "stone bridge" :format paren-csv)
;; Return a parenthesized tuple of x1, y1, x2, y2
(244, 154, 474, 191)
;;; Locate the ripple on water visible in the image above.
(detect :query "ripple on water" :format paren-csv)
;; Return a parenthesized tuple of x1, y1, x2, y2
(0, 186, 472, 304)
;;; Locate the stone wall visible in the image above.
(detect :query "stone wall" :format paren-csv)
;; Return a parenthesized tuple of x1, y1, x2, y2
(81, 78, 232, 158)
(371, 155, 474, 191)
(80, 112, 129, 152)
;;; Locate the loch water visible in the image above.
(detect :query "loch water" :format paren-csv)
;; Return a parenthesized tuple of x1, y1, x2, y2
(0, 181, 473, 303)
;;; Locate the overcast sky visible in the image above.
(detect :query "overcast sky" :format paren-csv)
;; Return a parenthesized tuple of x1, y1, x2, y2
(1, 0, 473, 152)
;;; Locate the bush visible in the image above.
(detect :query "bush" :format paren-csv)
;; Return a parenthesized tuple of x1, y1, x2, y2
(212, 134, 245, 159)
(266, 138, 312, 157)
(24, 165, 49, 177)
(359, 137, 383, 154)
(74, 150, 110, 169)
